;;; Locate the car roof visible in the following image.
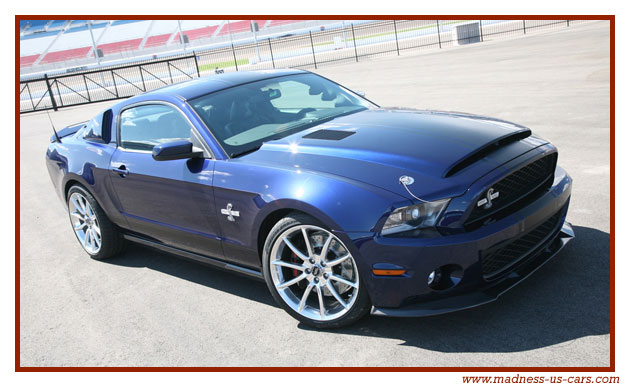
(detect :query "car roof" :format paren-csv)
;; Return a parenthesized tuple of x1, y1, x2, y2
(139, 69, 308, 102)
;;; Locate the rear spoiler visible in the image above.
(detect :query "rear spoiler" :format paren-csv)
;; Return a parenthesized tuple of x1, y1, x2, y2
(50, 121, 87, 143)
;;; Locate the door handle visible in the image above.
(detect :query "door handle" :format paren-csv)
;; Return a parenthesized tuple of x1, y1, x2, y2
(111, 165, 129, 176)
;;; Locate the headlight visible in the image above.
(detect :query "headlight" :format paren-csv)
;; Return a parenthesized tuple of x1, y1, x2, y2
(381, 199, 450, 236)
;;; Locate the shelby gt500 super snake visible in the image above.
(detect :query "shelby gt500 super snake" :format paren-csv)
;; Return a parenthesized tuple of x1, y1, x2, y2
(46, 69, 574, 328)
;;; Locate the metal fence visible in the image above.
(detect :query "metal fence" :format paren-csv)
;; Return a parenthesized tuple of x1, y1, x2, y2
(19, 19, 585, 114)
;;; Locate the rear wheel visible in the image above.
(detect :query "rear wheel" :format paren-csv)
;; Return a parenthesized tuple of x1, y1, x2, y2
(262, 213, 371, 328)
(67, 185, 125, 260)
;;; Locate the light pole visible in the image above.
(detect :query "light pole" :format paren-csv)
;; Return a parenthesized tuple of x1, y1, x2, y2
(88, 20, 101, 69)
(177, 20, 187, 52)
(87, 20, 106, 86)
(227, 20, 233, 45)
(250, 20, 261, 62)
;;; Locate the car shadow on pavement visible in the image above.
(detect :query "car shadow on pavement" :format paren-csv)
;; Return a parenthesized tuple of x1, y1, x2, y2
(106, 244, 276, 307)
(104, 225, 609, 354)
(300, 225, 611, 353)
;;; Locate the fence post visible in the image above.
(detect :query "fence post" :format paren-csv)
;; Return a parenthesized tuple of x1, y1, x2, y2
(308, 31, 317, 69)
(44, 74, 58, 111)
(268, 38, 275, 69)
(436, 20, 442, 48)
(567, 20, 570, 27)
(192, 52, 201, 78)
(393, 20, 400, 55)
(82, 74, 91, 102)
(479, 20, 484, 42)
(351, 23, 358, 62)
(523, 20, 527, 34)
(231, 44, 239, 71)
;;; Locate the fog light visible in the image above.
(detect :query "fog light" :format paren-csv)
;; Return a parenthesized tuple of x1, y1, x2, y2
(428, 269, 442, 285)
(428, 265, 463, 291)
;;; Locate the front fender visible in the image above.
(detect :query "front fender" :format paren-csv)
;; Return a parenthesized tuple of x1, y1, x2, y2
(213, 159, 409, 268)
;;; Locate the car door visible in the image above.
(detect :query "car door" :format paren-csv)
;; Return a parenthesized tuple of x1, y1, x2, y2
(108, 102, 224, 260)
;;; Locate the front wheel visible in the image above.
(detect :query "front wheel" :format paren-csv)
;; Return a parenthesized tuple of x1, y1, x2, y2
(262, 213, 371, 328)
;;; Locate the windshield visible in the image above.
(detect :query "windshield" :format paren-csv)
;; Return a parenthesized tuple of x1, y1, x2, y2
(188, 73, 375, 157)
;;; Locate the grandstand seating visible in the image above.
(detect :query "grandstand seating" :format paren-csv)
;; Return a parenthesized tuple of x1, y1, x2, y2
(22, 20, 48, 33)
(218, 20, 267, 35)
(20, 19, 308, 69)
(48, 20, 68, 30)
(20, 55, 39, 67)
(97, 38, 143, 55)
(268, 20, 302, 27)
(175, 25, 220, 43)
(40, 47, 91, 64)
(143, 33, 171, 48)
(20, 29, 58, 40)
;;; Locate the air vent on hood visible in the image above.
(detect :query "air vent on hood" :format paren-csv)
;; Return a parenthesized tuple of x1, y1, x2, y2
(303, 129, 355, 141)
(444, 129, 532, 178)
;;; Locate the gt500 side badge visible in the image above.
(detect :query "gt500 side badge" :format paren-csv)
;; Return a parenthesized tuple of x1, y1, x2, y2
(477, 188, 500, 209)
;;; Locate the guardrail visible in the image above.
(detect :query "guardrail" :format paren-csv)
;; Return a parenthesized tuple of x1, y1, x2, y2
(19, 19, 580, 113)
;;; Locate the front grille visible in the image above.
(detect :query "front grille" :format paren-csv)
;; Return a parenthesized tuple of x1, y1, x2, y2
(466, 153, 557, 229)
(480, 209, 563, 279)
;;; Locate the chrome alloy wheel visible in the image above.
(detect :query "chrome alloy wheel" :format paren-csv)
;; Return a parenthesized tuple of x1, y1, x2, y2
(269, 225, 360, 321)
(68, 192, 102, 255)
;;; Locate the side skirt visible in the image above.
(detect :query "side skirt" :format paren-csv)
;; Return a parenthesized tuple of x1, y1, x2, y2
(123, 234, 264, 281)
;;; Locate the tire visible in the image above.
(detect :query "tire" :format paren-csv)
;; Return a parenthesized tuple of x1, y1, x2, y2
(67, 185, 125, 260)
(262, 213, 371, 328)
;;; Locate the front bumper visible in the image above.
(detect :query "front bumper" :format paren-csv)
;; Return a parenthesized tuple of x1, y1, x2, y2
(348, 166, 573, 317)
(371, 221, 574, 317)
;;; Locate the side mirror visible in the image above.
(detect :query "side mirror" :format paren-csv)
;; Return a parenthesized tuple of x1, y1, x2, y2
(355, 90, 366, 98)
(152, 140, 203, 161)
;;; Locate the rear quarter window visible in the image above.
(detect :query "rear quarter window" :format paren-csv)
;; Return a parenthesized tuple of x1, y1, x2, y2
(84, 109, 112, 143)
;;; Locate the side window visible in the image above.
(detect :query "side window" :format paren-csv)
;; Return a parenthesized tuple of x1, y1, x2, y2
(119, 104, 192, 151)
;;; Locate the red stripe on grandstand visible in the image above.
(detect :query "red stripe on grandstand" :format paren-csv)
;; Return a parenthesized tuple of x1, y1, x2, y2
(175, 24, 219, 42)
(97, 38, 142, 55)
(268, 20, 302, 27)
(143, 33, 171, 48)
(40, 47, 91, 64)
(217, 20, 267, 35)
(20, 55, 40, 67)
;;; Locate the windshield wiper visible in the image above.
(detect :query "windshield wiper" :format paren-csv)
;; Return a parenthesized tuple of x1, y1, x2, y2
(230, 135, 286, 158)
(230, 145, 263, 158)
(316, 107, 367, 123)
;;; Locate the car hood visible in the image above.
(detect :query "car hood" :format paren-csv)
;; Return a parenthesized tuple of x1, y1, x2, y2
(240, 109, 549, 201)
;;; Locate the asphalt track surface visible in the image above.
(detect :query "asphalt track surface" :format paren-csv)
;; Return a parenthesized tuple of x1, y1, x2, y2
(19, 21, 610, 367)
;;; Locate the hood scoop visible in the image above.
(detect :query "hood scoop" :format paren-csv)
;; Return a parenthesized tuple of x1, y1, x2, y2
(443, 129, 532, 177)
(303, 129, 355, 141)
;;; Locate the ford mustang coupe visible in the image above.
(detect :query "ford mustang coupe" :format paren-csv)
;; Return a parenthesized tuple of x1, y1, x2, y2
(46, 69, 574, 328)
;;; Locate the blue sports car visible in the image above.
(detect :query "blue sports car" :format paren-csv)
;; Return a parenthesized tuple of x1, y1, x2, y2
(46, 69, 574, 328)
